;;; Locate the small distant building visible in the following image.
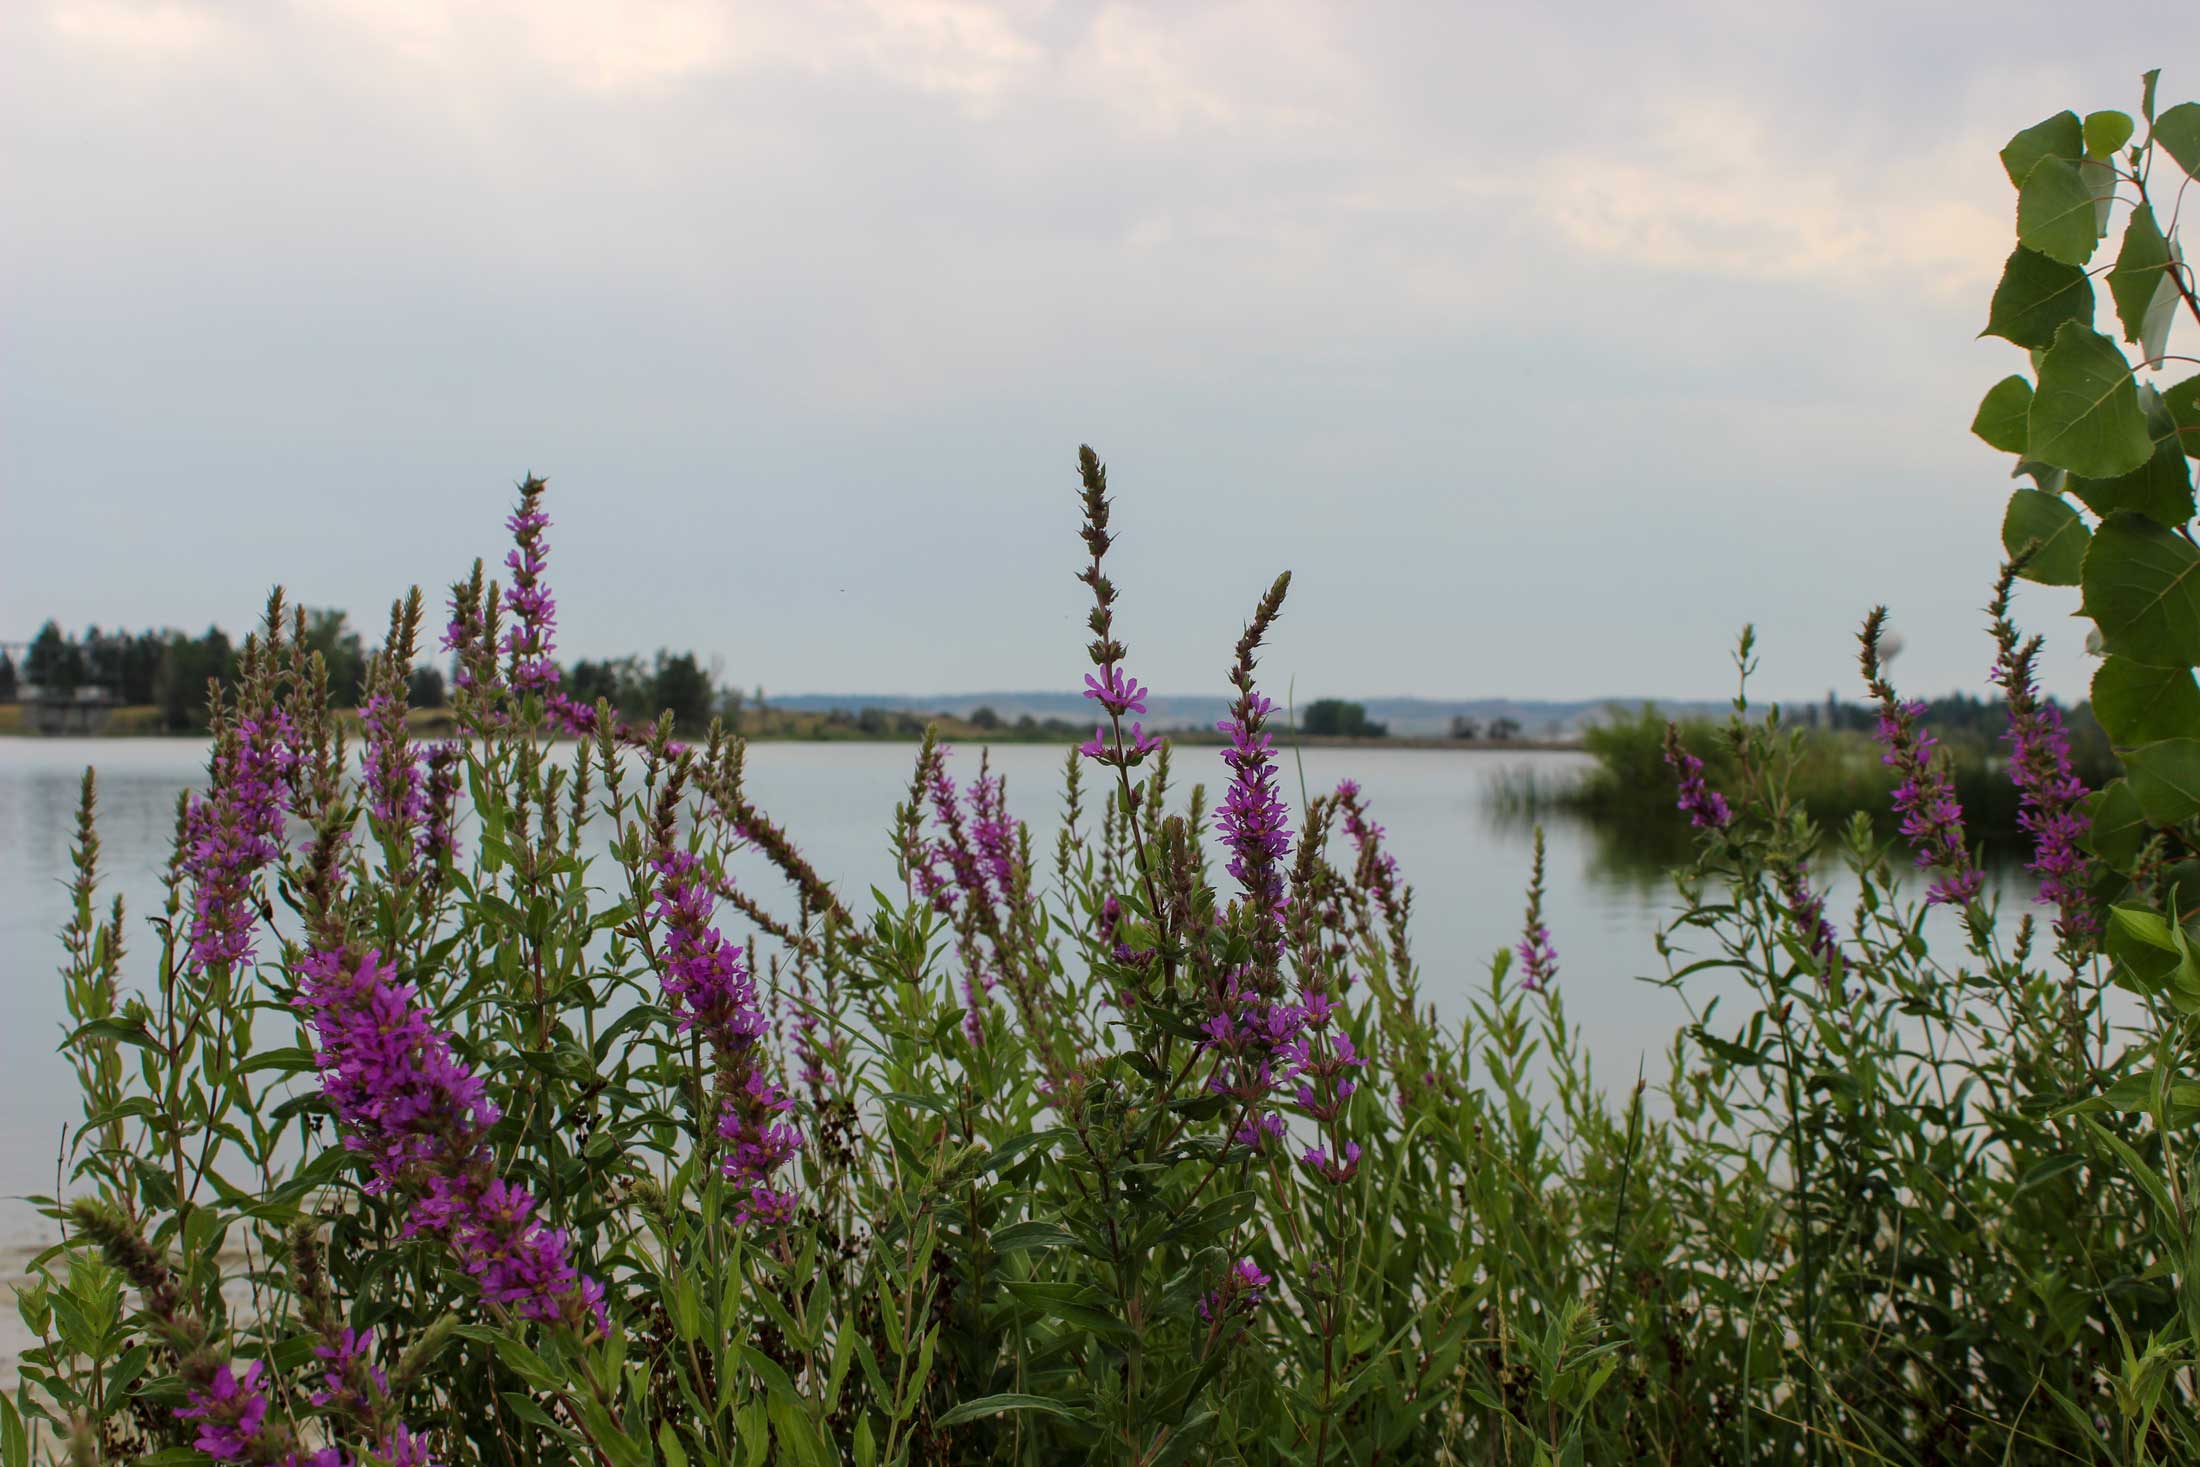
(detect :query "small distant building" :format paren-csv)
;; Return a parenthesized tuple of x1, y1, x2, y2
(22, 681, 121, 735)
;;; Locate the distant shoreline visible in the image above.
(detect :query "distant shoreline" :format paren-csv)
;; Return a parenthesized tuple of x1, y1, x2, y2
(0, 704, 1580, 754)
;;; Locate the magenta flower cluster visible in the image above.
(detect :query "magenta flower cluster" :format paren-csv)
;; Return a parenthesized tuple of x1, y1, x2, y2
(502, 497, 560, 696)
(1215, 691, 1291, 925)
(182, 710, 296, 973)
(1198, 1256, 1273, 1324)
(1873, 699, 1983, 907)
(180, 1357, 435, 1466)
(1662, 737, 1732, 831)
(362, 691, 425, 833)
(417, 742, 462, 870)
(1514, 922, 1559, 992)
(649, 847, 803, 1227)
(1992, 656, 2096, 942)
(293, 945, 608, 1337)
(1078, 664, 1161, 767)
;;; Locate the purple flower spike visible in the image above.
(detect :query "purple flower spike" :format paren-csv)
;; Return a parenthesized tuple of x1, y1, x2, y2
(295, 946, 608, 1338)
(1083, 665, 1150, 717)
(1515, 922, 1558, 992)
(1198, 1256, 1273, 1323)
(1661, 725, 1731, 831)
(1992, 635, 2096, 943)
(1874, 699, 1982, 907)
(650, 837, 803, 1226)
(179, 1360, 276, 1461)
(182, 708, 295, 974)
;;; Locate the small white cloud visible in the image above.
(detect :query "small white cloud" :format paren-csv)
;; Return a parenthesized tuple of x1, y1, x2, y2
(47, 0, 226, 54)
(1534, 98, 2007, 297)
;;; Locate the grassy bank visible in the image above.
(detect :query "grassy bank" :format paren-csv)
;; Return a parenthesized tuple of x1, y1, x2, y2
(1487, 701, 2120, 849)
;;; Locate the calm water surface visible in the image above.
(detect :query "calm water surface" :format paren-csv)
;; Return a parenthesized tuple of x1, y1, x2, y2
(4, 734, 1986, 1333)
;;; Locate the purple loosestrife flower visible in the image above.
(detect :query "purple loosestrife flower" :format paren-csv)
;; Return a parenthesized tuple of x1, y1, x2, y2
(1875, 702, 1982, 906)
(182, 707, 296, 973)
(648, 842, 804, 1226)
(1861, 609, 1982, 907)
(1301, 1141, 1363, 1186)
(720, 1071, 804, 1226)
(1992, 635, 2097, 943)
(1216, 692, 1291, 926)
(1514, 828, 1558, 992)
(1777, 861, 1842, 974)
(180, 1361, 277, 1462)
(967, 768, 1018, 903)
(440, 563, 501, 704)
(1073, 447, 1162, 770)
(1198, 1256, 1273, 1324)
(363, 692, 425, 832)
(307, 1328, 389, 1413)
(1084, 665, 1150, 718)
(650, 849, 772, 1054)
(417, 742, 462, 871)
(502, 481, 559, 696)
(1662, 724, 1732, 831)
(294, 946, 608, 1337)
(1214, 573, 1293, 956)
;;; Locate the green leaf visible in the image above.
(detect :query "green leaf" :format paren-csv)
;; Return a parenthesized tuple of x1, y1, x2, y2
(2001, 489, 2089, 584)
(2081, 513, 2200, 666)
(1972, 376, 2034, 453)
(2088, 779, 2150, 867)
(2153, 101, 2200, 180)
(2109, 206, 2173, 347)
(2017, 157, 2105, 266)
(2093, 657, 2200, 746)
(2067, 389, 2196, 526)
(988, 1220, 1080, 1255)
(2165, 377, 2200, 461)
(2145, 70, 2162, 125)
(2086, 110, 2136, 158)
(2030, 324, 2153, 477)
(2124, 738, 2200, 823)
(1982, 247, 2095, 349)
(2002, 111, 2083, 186)
(933, 1393, 1096, 1430)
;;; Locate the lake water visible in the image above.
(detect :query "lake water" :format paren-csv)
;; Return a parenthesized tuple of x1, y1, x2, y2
(0, 735, 1977, 1378)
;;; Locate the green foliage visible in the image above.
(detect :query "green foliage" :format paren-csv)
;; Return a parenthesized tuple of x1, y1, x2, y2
(1296, 698, 1387, 738)
(22, 61, 2200, 1467)
(2002, 486, 2089, 583)
(1982, 247, 2094, 348)
(2032, 324, 2153, 477)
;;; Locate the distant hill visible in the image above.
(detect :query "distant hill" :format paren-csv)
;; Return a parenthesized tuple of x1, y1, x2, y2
(763, 691, 1740, 739)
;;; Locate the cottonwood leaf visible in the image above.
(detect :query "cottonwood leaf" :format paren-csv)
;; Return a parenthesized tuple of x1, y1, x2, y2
(2002, 488, 2089, 585)
(2093, 657, 2200, 746)
(2125, 739, 2200, 824)
(2002, 111, 2083, 186)
(2154, 101, 2200, 180)
(2030, 323, 2152, 477)
(2110, 206, 2172, 347)
(2087, 110, 2136, 158)
(2080, 512, 2200, 667)
(2165, 376, 2200, 460)
(1972, 376, 2033, 453)
(2142, 232, 2184, 367)
(2067, 386, 2196, 525)
(1983, 247, 2094, 348)
(2088, 779, 2149, 866)
(2019, 157, 2107, 266)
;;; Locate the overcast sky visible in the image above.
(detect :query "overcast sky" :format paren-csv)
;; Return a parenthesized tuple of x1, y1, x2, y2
(4, 2, 2192, 705)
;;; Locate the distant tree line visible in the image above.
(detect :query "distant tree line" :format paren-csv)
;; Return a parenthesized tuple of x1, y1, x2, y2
(1299, 699, 1388, 738)
(7, 616, 729, 733)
